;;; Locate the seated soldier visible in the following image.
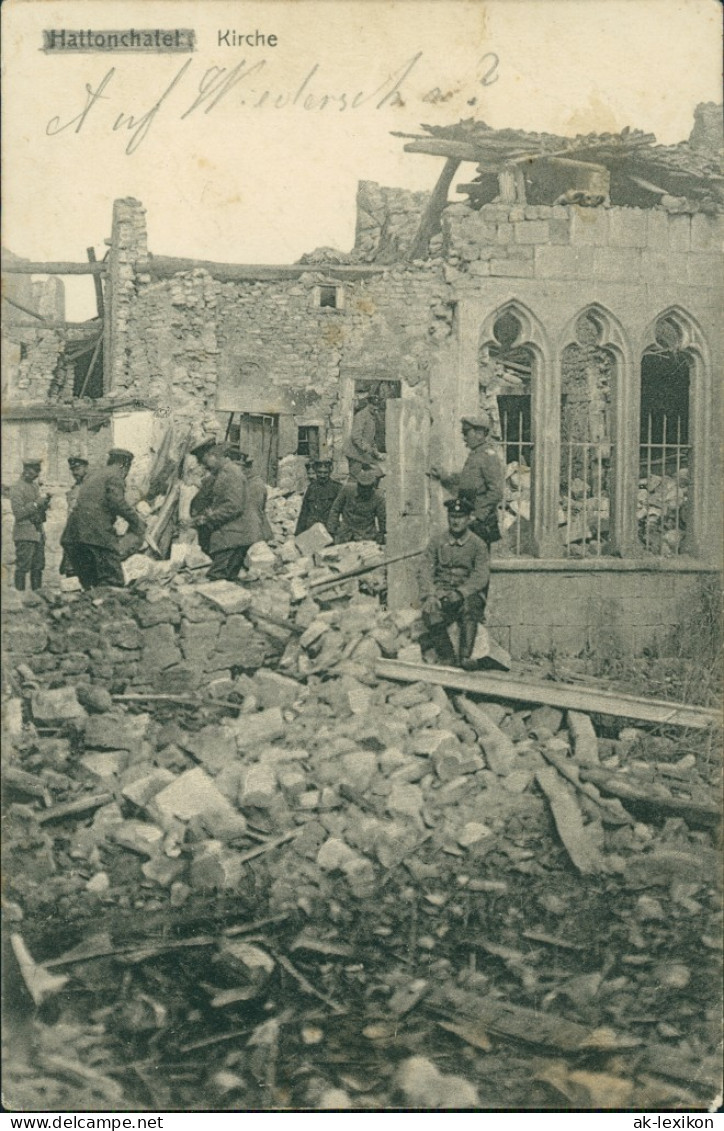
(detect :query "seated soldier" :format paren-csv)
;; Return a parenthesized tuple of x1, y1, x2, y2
(417, 496, 489, 669)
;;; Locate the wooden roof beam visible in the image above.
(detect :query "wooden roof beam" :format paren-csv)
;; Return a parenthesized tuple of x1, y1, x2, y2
(1, 260, 106, 275)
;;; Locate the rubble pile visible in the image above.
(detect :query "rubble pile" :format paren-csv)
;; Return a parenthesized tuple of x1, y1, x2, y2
(2, 574, 721, 1108)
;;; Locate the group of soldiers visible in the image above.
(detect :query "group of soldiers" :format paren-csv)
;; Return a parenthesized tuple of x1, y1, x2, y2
(8, 408, 504, 670)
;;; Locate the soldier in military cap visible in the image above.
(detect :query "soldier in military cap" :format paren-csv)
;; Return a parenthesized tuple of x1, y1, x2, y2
(10, 459, 51, 590)
(327, 463, 386, 544)
(188, 443, 250, 580)
(295, 457, 343, 535)
(429, 412, 504, 548)
(67, 448, 146, 589)
(417, 495, 490, 668)
(59, 457, 90, 577)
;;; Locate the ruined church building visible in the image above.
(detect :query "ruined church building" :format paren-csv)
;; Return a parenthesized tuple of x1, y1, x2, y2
(3, 109, 722, 659)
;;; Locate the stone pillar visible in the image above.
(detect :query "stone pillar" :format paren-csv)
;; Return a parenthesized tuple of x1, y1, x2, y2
(385, 399, 430, 608)
(105, 198, 149, 394)
(531, 347, 562, 557)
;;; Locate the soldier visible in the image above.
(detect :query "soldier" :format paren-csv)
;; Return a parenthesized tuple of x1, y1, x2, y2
(189, 443, 250, 581)
(69, 448, 146, 589)
(344, 394, 383, 480)
(188, 439, 218, 555)
(327, 464, 386, 544)
(430, 412, 504, 549)
(239, 452, 273, 544)
(59, 456, 89, 577)
(9, 459, 50, 590)
(417, 496, 490, 669)
(295, 458, 343, 535)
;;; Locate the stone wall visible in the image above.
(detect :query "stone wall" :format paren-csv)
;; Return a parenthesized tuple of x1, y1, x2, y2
(353, 180, 430, 262)
(485, 562, 718, 658)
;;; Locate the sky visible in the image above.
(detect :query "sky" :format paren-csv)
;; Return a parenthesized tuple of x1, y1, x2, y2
(2, 0, 722, 317)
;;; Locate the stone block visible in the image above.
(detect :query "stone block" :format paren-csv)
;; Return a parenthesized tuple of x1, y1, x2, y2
(81, 751, 129, 780)
(190, 840, 243, 890)
(690, 212, 717, 251)
(212, 617, 268, 669)
(195, 581, 253, 614)
(489, 258, 534, 278)
(607, 209, 647, 247)
(386, 782, 423, 820)
(112, 820, 164, 856)
(467, 261, 491, 276)
(550, 625, 588, 656)
(569, 208, 609, 245)
(592, 246, 642, 281)
(231, 706, 286, 749)
(528, 706, 564, 734)
(646, 209, 669, 248)
(252, 669, 302, 709)
(239, 763, 278, 807)
(534, 245, 595, 278)
(31, 687, 86, 725)
(135, 599, 181, 627)
(84, 712, 150, 750)
(106, 619, 143, 649)
(141, 855, 185, 887)
(247, 542, 277, 572)
(339, 750, 378, 791)
(295, 523, 333, 557)
(60, 653, 90, 675)
(32, 737, 72, 766)
(4, 623, 49, 654)
(122, 768, 177, 808)
(514, 220, 550, 244)
(181, 725, 239, 773)
(457, 821, 492, 847)
(151, 766, 247, 838)
(668, 214, 691, 252)
(76, 685, 114, 714)
(153, 665, 203, 694)
(410, 728, 457, 756)
(139, 623, 183, 671)
(548, 218, 570, 244)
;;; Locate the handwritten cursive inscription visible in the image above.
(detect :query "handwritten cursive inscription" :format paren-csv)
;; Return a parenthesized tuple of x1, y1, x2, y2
(44, 52, 500, 155)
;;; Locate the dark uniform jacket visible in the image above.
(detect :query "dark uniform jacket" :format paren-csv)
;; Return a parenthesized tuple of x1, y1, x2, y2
(69, 466, 144, 550)
(295, 478, 343, 534)
(197, 460, 249, 553)
(328, 483, 386, 543)
(417, 529, 490, 600)
(440, 436, 504, 521)
(10, 479, 48, 544)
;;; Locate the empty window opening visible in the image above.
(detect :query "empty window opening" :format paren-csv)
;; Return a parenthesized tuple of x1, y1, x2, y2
(560, 312, 615, 558)
(296, 425, 320, 460)
(639, 318, 691, 558)
(481, 311, 534, 557)
(318, 286, 339, 309)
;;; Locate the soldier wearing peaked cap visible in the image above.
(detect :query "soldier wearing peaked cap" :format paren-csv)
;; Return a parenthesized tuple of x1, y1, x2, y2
(59, 457, 90, 578)
(417, 495, 490, 669)
(10, 459, 51, 590)
(429, 411, 504, 548)
(295, 457, 343, 535)
(64, 449, 145, 589)
(327, 463, 386, 544)
(189, 443, 251, 580)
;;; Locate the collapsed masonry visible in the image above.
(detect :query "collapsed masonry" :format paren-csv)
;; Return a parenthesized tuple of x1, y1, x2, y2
(2, 107, 722, 656)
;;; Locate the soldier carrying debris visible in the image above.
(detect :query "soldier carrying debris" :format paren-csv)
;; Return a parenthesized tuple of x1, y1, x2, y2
(66, 448, 146, 589)
(327, 463, 386, 544)
(188, 441, 250, 581)
(9, 458, 51, 591)
(429, 412, 504, 549)
(344, 393, 384, 480)
(236, 450, 273, 545)
(417, 496, 489, 669)
(295, 457, 343, 535)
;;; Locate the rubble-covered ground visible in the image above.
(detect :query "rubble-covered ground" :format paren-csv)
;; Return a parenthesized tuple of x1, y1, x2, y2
(2, 516, 722, 1112)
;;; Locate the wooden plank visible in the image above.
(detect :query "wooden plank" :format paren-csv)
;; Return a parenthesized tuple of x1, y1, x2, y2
(402, 138, 481, 161)
(375, 659, 720, 729)
(408, 157, 460, 259)
(536, 766, 606, 874)
(146, 257, 387, 282)
(1, 260, 106, 275)
(537, 744, 633, 825)
(87, 248, 105, 318)
(578, 767, 721, 827)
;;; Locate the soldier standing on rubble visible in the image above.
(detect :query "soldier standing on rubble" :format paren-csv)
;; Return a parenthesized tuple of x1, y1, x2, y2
(417, 496, 489, 669)
(236, 450, 273, 545)
(189, 443, 250, 581)
(429, 413, 504, 549)
(10, 458, 51, 591)
(189, 439, 218, 556)
(295, 458, 343, 535)
(327, 464, 386, 544)
(59, 456, 89, 577)
(68, 449, 146, 589)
